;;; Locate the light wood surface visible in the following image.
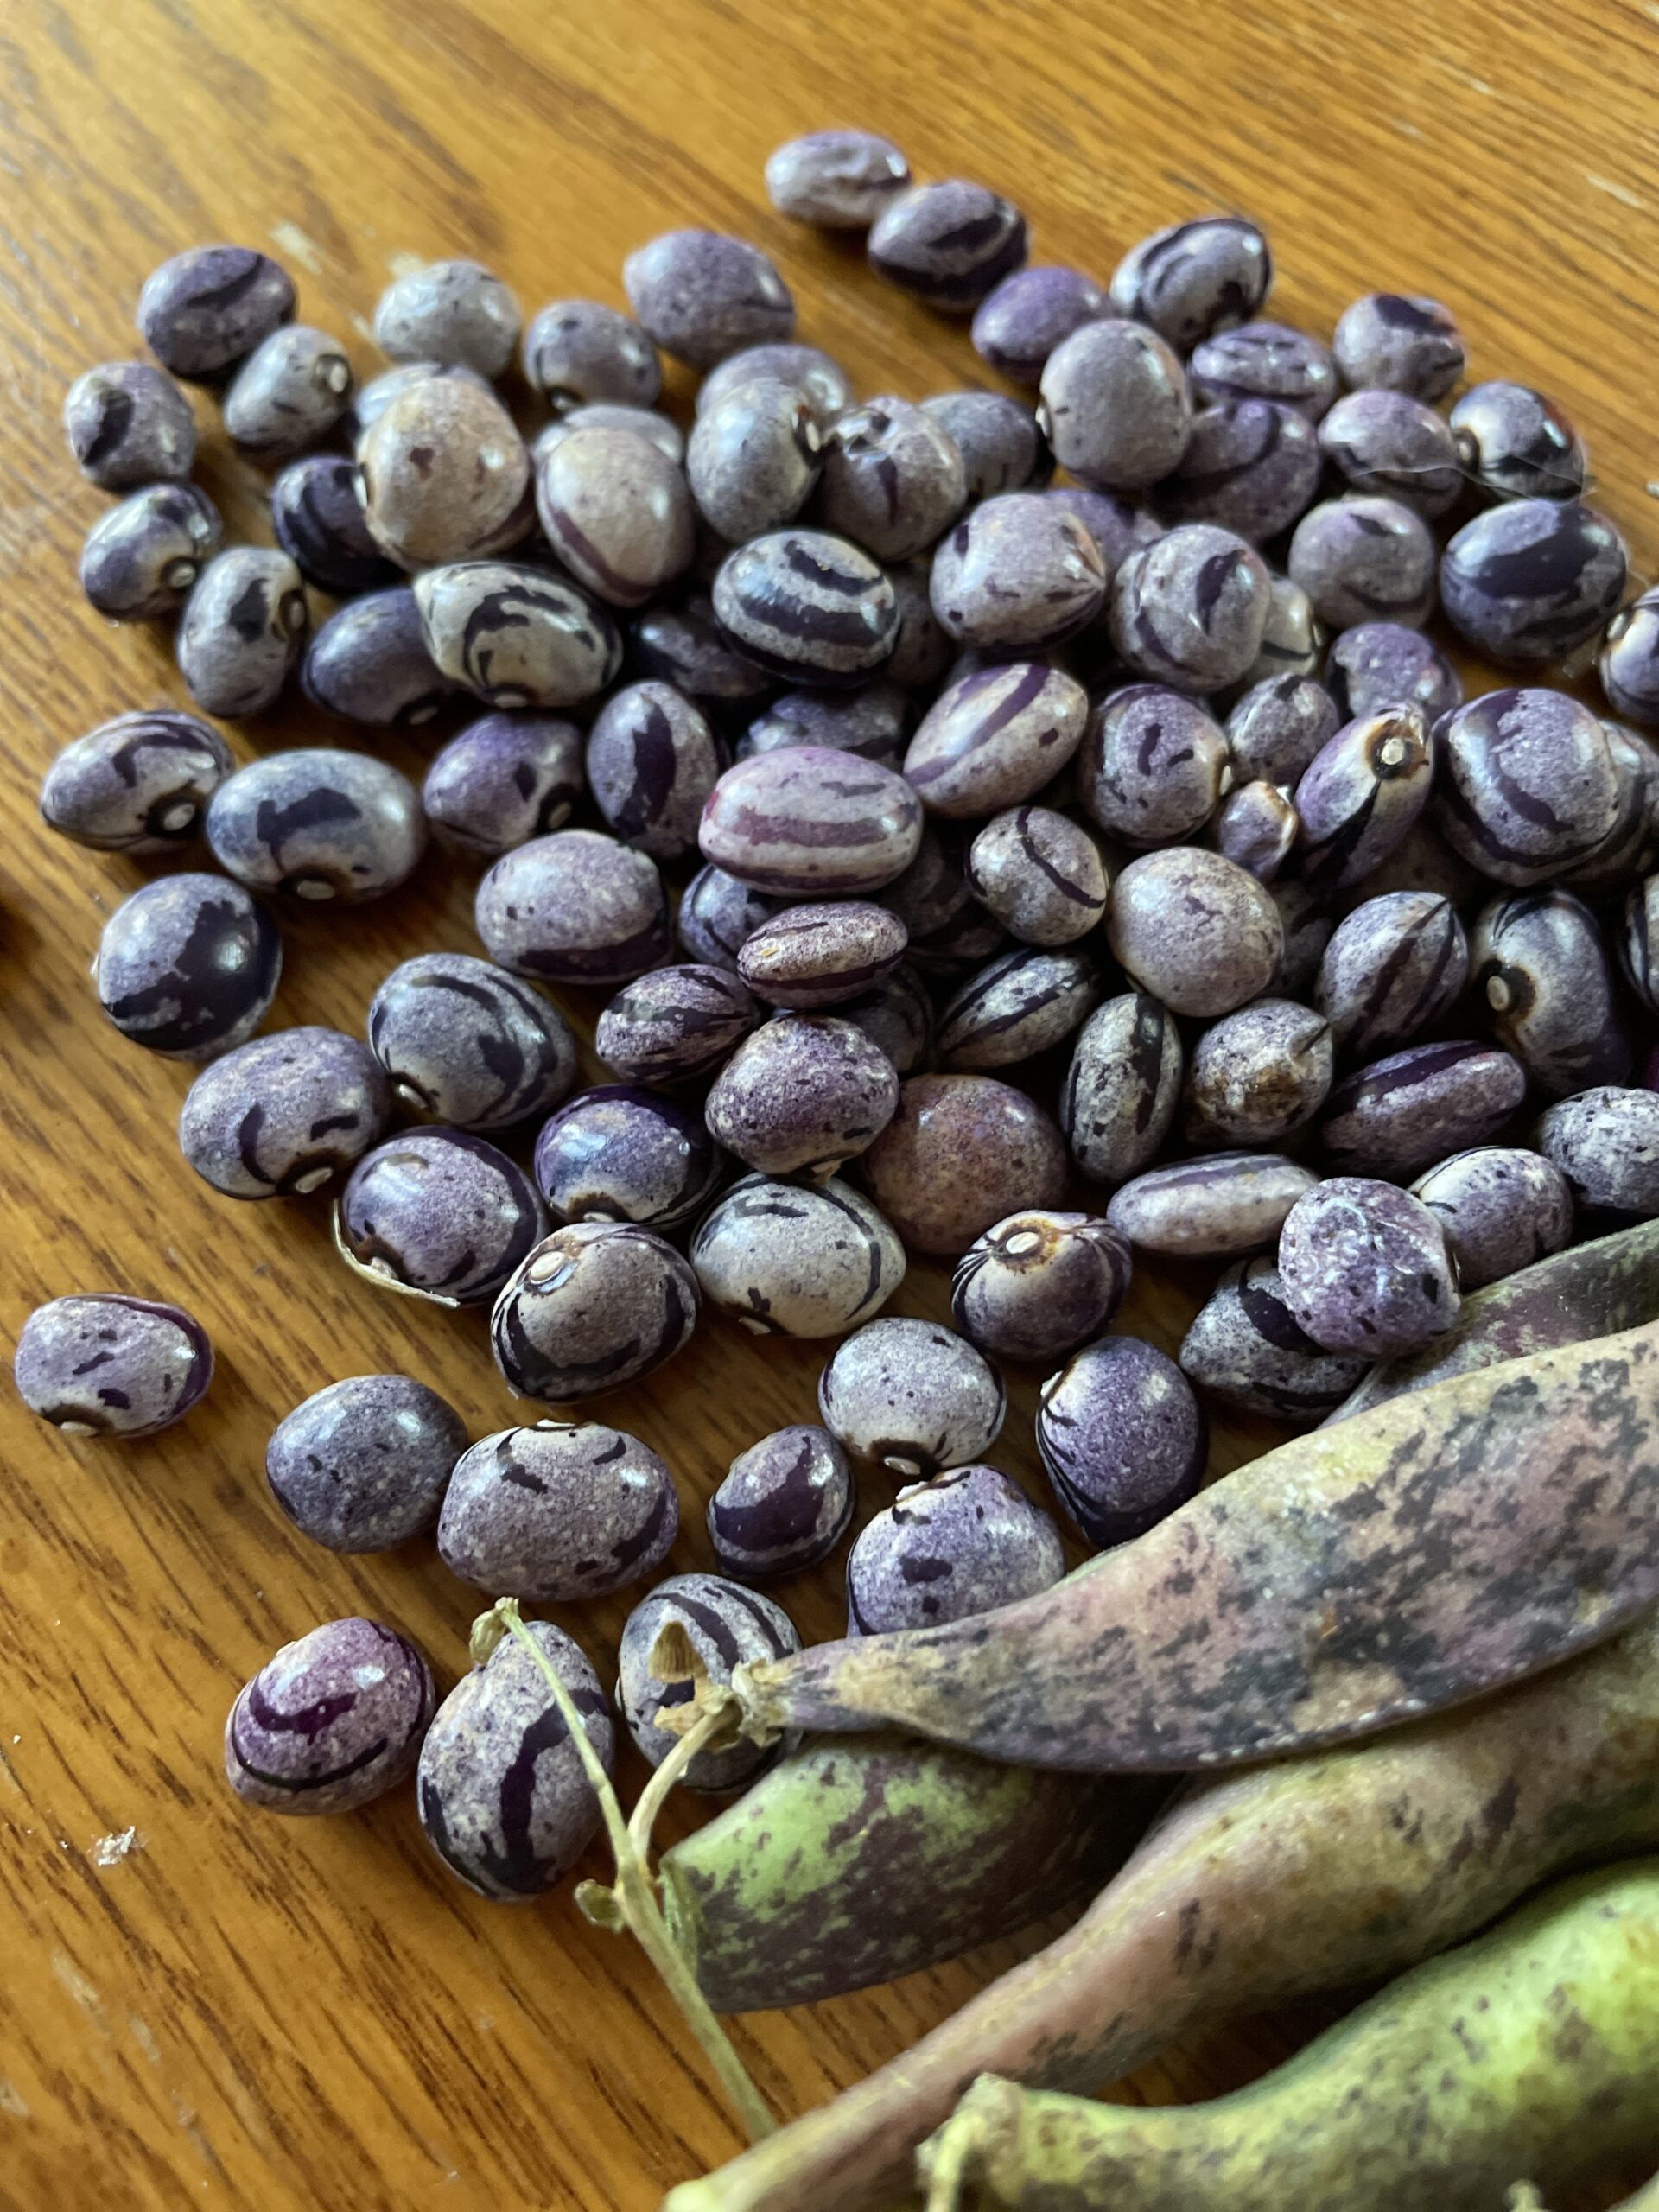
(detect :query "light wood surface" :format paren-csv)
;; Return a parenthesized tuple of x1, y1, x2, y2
(2, 2, 1656, 2206)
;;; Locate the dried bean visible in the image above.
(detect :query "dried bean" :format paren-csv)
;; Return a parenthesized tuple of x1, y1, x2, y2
(691, 1173, 905, 1338)
(861, 1073, 1066, 1255)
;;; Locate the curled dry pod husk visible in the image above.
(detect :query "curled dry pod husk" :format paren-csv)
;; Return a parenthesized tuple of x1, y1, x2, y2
(659, 1733, 1159, 2012)
(915, 1859, 1659, 2211)
(662, 1605, 1659, 2212)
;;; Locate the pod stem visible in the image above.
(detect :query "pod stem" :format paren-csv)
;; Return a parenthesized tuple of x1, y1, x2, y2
(472, 1600, 774, 2146)
(921, 2103, 986, 2212)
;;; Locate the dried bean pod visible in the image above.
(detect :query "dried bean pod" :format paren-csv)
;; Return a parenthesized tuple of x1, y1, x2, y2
(41, 709, 231, 855)
(1108, 847, 1283, 1017)
(816, 397, 966, 563)
(700, 746, 920, 893)
(1106, 1152, 1317, 1259)
(1287, 495, 1437, 630)
(1278, 1174, 1459, 1357)
(423, 714, 584, 856)
(535, 1086, 724, 1231)
(820, 1316, 1005, 1477)
(1179, 1257, 1367, 1420)
(1449, 378, 1586, 500)
(368, 954, 575, 1131)
(1316, 891, 1469, 1058)
(534, 423, 696, 607)
(861, 1074, 1066, 1255)
(1320, 1039, 1527, 1177)
(1037, 1336, 1205, 1549)
(595, 964, 760, 1083)
(414, 562, 620, 709)
(1440, 499, 1627, 664)
(905, 663, 1090, 817)
(967, 807, 1109, 946)
(928, 493, 1104, 652)
(1059, 992, 1183, 1184)
(1038, 319, 1192, 492)
(1080, 684, 1229, 848)
(1332, 290, 1465, 400)
(227, 1619, 433, 1818)
(738, 903, 907, 1010)
(1325, 620, 1462, 723)
(1182, 1000, 1332, 1146)
(1471, 889, 1630, 1097)
(691, 1174, 905, 1338)
(1410, 1147, 1575, 1293)
(436, 1421, 677, 1601)
(937, 947, 1099, 1071)
(708, 1426, 856, 1580)
(474, 830, 669, 986)
(867, 181, 1027, 313)
(1292, 704, 1433, 896)
(849, 1468, 1065, 1634)
(706, 1014, 899, 1179)
(1109, 524, 1271, 692)
(1535, 1088, 1659, 1219)
(490, 1222, 699, 1402)
(1434, 687, 1623, 887)
(1152, 397, 1320, 542)
(1225, 674, 1340, 787)
(585, 681, 724, 861)
(302, 587, 455, 728)
(952, 1211, 1131, 1363)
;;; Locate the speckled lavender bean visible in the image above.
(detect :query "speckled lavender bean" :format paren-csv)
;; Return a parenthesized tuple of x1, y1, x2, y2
(676, 864, 779, 970)
(94, 873, 280, 1059)
(819, 1315, 1005, 1477)
(1109, 522, 1271, 691)
(15, 1293, 213, 1438)
(302, 587, 455, 728)
(1316, 891, 1469, 1057)
(1079, 683, 1230, 847)
(1110, 216, 1271, 351)
(867, 180, 1027, 312)
(491, 1221, 699, 1402)
(374, 258, 519, 378)
(967, 806, 1109, 946)
(1332, 292, 1465, 401)
(1277, 1176, 1459, 1357)
(1188, 320, 1337, 421)
(584, 681, 723, 861)
(699, 746, 919, 894)
(1622, 874, 1659, 1013)
(535, 1086, 723, 1231)
(523, 298, 660, 410)
(1317, 388, 1463, 516)
(1293, 703, 1433, 896)
(537, 404, 684, 466)
(766, 129, 910, 226)
(1448, 379, 1585, 499)
(1224, 674, 1339, 787)
(79, 481, 222, 620)
(1471, 890, 1630, 1097)
(1545, 715, 1659, 888)
(922, 391, 1051, 503)
(1433, 687, 1623, 886)
(625, 230, 794, 367)
(1238, 571, 1325, 685)
(741, 683, 911, 771)
(178, 546, 308, 717)
(861, 1072, 1066, 1255)
(596, 963, 760, 1082)
(64, 359, 196, 487)
(951, 1210, 1130, 1363)
(1325, 620, 1462, 723)
(848, 1466, 1064, 1636)
(1107, 1151, 1318, 1258)
(696, 343, 852, 425)
(874, 557, 947, 690)
(227, 1618, 434, 1817)
(534, 425, 696, 607)
(1178, 1257, 1367, 1421)
(903, 662, 1090, 821)
(619, 1575, 800, 1791)
(1042, 486, 1165, 586)
(1599, 589, 1659, 727)
(1268, 875, 1335, 998)
(367, 953, 576, 1130)
(1212, 779, 1299, 881)
(1440, 499, 1627, 664)
(207, 748, 424, 905)
(927, 493, 1104, 653)
(138, 245, 295, 378)
(359, 377, 532, 569)
(936, 946, 1099, 1071)
(1058, 991, 1183, 1183)
(1038, 319, 1192, 491)
(691, 1173, 905, 1338)
(814, 397, 966, 563)
(419, 715, 579, 856)
(1287, 495, 1437, 630)
(705, 1014, 899, 1179)
(1183, 999, 1332, 1147)
(268, 455, 395, 595)
(710, 529, 899, 687)
(1320, 1039, 1528, 1177)
(684, 378, 822, 543)
(1036, 1335, 1205, 1550)
(632, 592, 776, 710)
(1154, 398, 1321, 542)
(876, 823, 1004, 974)
(414, 562, 621, 709)
(41, 710, 230, 855)
(181, 1026, 389, 1198)
(437, 1420, 677, 1600)
(1408, 1147, 1576, 1293)
(709, 1426, 855, 1580)
(347, 359, 493, 448)
(474, 830, 669, 986)
(737, 904, 907, 1012)
(266, 1376, 466, 1551)
(970, 264, 1109, 385)
(836, 960, 933, 1077)
(1535, 1087, 1659, 1218)
(417, 1620, 612, 1897)
(221, 324, 353, 459)
(337, 1129, 546, 1306)
(1107, 846, 1283, 1016)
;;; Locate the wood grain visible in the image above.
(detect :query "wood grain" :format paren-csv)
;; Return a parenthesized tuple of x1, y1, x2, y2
(1, 1, 1656, 2206)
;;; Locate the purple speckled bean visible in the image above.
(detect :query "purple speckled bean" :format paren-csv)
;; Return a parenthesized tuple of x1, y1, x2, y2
(951, 1211, 1131, 1363)
(1433, 688, 1623, 887)
(226, 1618, 435, 1817)
(937, 946, 1100, 1071)
(1277, 1176, 1459, 1357)
(1039, 319, 1192, 492)
(1535, 1087, 1659, 1219)
(373, 258, 519, 378)
(837, 960, 933, 1076)
(1188, 320, 1336, 420)
(1622, 875, 1659, 1013)
(415, 561, 622, 709)
(820, 1316, 1005, 1478)
(1059, 992, 1183, 1185)
(534, 425, 696, 609)
(475, 830, 669, 986)
(206, 749, 424, 905)
(1079, 683, 1229, 848)
(1182, 1000, 1332, 1147)
(1108, 847, 1283, 1016)
(15, 1293, 213, 1438)
(271, 454, 397, 596)
(359, 376, 532, 570)
(1449, 379, 1586, 500)
(177, 546, 308, 716)
(1225, 675, 1340, 788)
(971, 264, 1109, 384)
(766, 129, 910, 228)
(490, 1222, 699, 1403)
(928, 493, 1104, 652)
(1409, 1147, 1576, 1293)
(738, 903, 907, 1011)
(1600, 588, 1659, 728)
(181, 1026, 389, 1197)
(1292, 704, 1433, 896)
(1153, 398, 1321, 543)
(709, 1425, 855, 1580)
(1440, 500, 1627, 665)
(878, 824, 1006, 975)
(740, 683, 911, 772)
(868, 181, 1027, 313)
(437, 1420, 677, 1600)
(817, 397, 966, 563)
(1471, 890, 1630, 1098)
(630, 591, 777, 711)
(1316, 892, 1469, 1058)
(1110, 217, 1271, 351)
(1332, 292, 1465, 401)
(1212, 779, 1299, 881)
(94, 872, 281, 1061)
(64, 359, 196, 487)
(266, 1376, 466, 1552)
(41, 709, 231, 855)
(337, 1128, 547, 1307)
(368, 954, 575, 1132)
(968, 806, 1109, 946)
(1238, 571, 1325, 686)
(423, 715, 584, 857)
(1318, 388, 1464, 516)
(535, 1085, 724, 1231)
(691, 1173, 905, 1338)
(1036, 1336, 1205, 1550)
(1179, 1257, 1368, 1421)
(522, 297, 661, 411)
(699, 746, 920, 894)
(697, 342, 849, 426)
(848, 1467, 1065, 1636)
(905, 662, 1090, 818)
(595, 963, 760, 1084)
(711, 530, 899, 687)
(585, 683, 725, 862)
(677, 863, 780, 971)
(221, 323, 353, 460)
(861, 1074, 1066, 1256)
(624, 230, 794, 366)
(923, 391, 1051, 502)
(705, 1014, 899, 1180)
(1106, 1152, 1318, 1259)
(302, 587, 456, 729)
(1320, 1039, 1528, 1178)
(1325, 620, 1462, 724)
(687, 377, 823, 543)
(620, 1575, 801, 1791)
(1287, 496, 1437, 631)
(1109, 523, 1272, 692)
(138, 244, 295, 378)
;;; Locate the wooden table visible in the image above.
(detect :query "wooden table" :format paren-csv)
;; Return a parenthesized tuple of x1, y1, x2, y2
(2, 1, 1656, 2205)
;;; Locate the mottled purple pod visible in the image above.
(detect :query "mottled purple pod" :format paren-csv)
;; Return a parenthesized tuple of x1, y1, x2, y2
(937, 946, 1099, 1071)
(359, 376, 532, 570)
(709, 1426, 855, 1581)
(534, 425, 696, 608)
(1535, 1087, 1659, 1219)
(1225, 675, 1340, 788)
(1183, 999, 1332, 1147)
(1316, 891, 1469, 1058)
(1080, 683, 1230, 847)
(302, 588, 455, 729)
(368, 954, 575, 1132)
(923, 391, 1051, 503)
(1471, 890, 1630, 1098)
(848, 1467, 1065, 1636)
(535, 1086, 724, 1232)
(417, 1620, 612, 1898)
(951, 1211, 1130, 1363)
(741, 683, 911, 772)
(64, 359, 196, 488)
(1332, 292, 1465, 402)
(677, 864, 779, 971)
(1599, 589, 1659, 728)
(819, 1316, 1004, 1478)
(971, 264, 1109, 385)
(595, 963, 760, 1083)
(1449, 380, 1586, 500)
(1212, 778, 1299, 881)
(271, 454, 397, 596)
(619, 1577, 800, 1791)
(1188, 320, 1337, 421)
(1287, 496, 1437, 631)
(1037, 1335, 1205, 1549)
(584, 682, 723, 861)
(1277, 1175, 1460, 1357)
(710, 529, 899, 687)
(1325, 620, 1462, 725)
(1409, 1147, 1575, 1293)
(1292, 704, 1433, 897)
(861, 1073, 1066, 1255)
(41, 710, 230, 855)
(1038, 319, 1192, 493)
(967, 806, 1109, 946)
(137, 245, 295, 379)
(423, 715, 582, 857)
(181, 1026, 389, 1198)
(927, 493, 1103, 653)
(766, 128, 910, 227)
(1059, 991, 1184, 1184)
(1109, 216, 1271, 352)
(1320, 1039, 1528, 1178)
(206, 749, 424, 905)
(178, 545, 308, 715)
(491, 1222, 699, 1402)
(1434, 688, 1623, 887)
(15, 1293, 213, 1439)
(437, 1420, 677, 1600)
(691, 1173, 905, 1338)
(336, 1128, 547, 1307)
(905, 662, 1090, 818)
(80, 482, 222, 620)
(1109, 523, 1272, 692)
(867, 180, 1027, 312)
(227, 1618, 434, 1817)
(1153, 398, 1321, 542)
(816, 397, 966, 563)
(1179, 1258, 1367, 1421)
(1108, 847, 1284, 1016)
(1106, 1152, 1318, 1259)
(265, 1376, 466, 1553)
(624, 229, 794, 367)
(700, 747, 920, 894)
(475, 830, 669, 986)
(686, 377, 823, 543)
(93, 873, 281, 1060)
(415, 562, 621, 709)
(705, 1014, 898, 1179)
(738, 903, 907, 1011)
(522, 298, 661, 411)
(1440, 500, 1627, 665)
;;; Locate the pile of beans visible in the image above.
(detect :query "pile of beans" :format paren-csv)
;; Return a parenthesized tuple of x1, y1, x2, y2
(22, 124, 1659, 1897)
